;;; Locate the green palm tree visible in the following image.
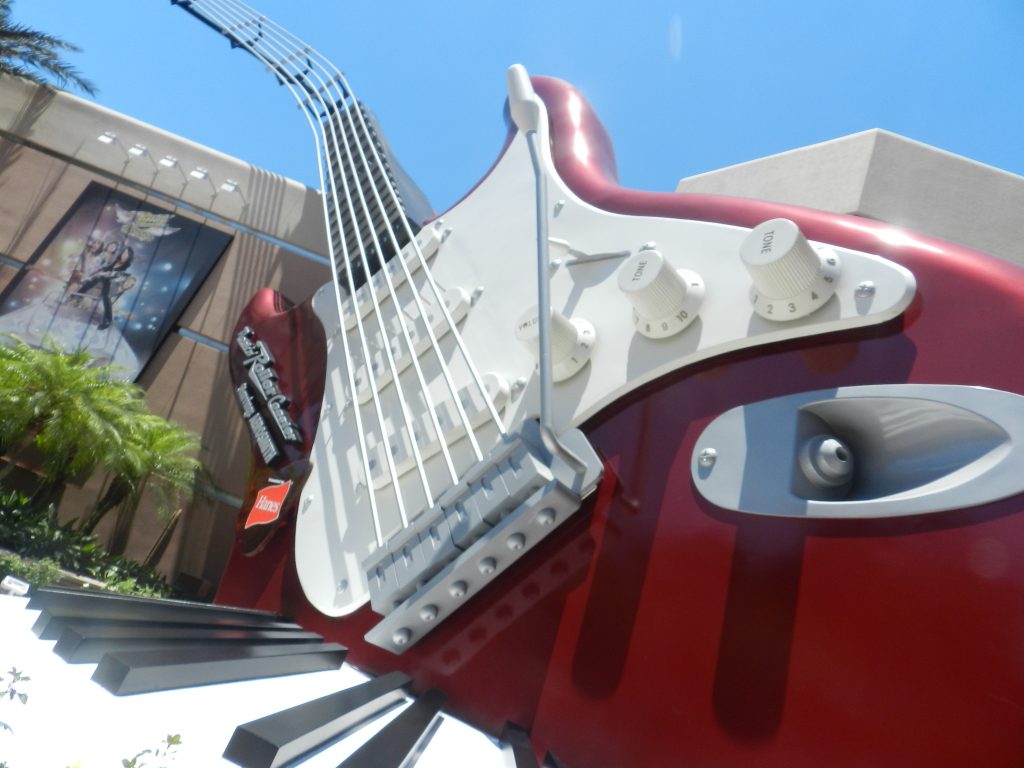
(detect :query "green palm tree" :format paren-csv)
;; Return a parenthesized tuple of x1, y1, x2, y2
(0, 337, 204, 552)
(88, 413, 204, 555)
(0, 0, 95, 95)
(0, 337, 141, 494)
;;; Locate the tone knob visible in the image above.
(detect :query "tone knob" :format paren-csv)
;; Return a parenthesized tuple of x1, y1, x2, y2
(617, 248, 704, 339)
(515, 305, 595, 382)
(739, 218, 840, 320)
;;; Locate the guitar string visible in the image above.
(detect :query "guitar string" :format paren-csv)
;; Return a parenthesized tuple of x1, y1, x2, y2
(190, 0, 397, 541)
(211, 0, 498, 470)
(218, 0, 509, 444)
(206, 0, 494, 495)
(215, 0, 459, 491)
(193, 0, 516, 541)
(204, 0, 439, 519)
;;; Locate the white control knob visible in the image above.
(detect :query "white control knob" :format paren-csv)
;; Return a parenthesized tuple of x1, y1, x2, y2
(515, 306, 595, 382)
(617, 249, 704, 339)
(739, 218, 840, 320)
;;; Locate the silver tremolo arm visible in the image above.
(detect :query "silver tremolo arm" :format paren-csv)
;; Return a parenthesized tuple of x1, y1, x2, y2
(506, 64, 588, 477)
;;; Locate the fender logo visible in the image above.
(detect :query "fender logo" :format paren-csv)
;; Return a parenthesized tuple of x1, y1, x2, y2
(244, 479, 293, 529)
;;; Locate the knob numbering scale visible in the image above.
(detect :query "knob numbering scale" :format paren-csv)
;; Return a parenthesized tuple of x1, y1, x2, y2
(740, 218, 841, 321)
(617, 248, 704, 339)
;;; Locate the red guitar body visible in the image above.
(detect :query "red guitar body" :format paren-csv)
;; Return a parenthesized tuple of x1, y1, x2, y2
(217, 77, 1024, 766)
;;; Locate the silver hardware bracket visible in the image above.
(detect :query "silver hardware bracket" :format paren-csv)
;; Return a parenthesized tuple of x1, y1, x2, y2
(364, 420, 602, 653)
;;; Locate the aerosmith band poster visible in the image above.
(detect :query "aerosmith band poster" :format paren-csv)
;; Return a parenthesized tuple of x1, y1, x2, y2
(0, 182, 232, 380)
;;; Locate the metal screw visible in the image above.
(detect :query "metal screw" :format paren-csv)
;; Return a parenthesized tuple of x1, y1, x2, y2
(855, 281, 876, 299)
(392, 628, 412, 646)
(338, 579, 348, 592)
(507, 533, 526, 551)
(479, 557, 497, 575)
(420, 604, 439, 622)
(449, 580, 468, 598)
(536, 508, 555, 526)
(698, 448, 718, 468)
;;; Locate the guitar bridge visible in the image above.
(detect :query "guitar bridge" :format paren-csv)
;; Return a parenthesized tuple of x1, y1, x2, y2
(363, 421, 602, 653)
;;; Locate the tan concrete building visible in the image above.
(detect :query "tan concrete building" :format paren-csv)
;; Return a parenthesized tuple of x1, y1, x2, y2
(0, 76, 330, 596)
(676, 129, 1024, 267)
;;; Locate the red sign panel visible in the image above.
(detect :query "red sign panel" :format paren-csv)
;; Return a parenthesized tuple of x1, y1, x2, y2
(244, 480, 292, 529)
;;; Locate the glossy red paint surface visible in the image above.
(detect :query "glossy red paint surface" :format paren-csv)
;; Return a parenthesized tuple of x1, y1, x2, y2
(217, 78, 1024, 766)
(225, 289, 324, 556)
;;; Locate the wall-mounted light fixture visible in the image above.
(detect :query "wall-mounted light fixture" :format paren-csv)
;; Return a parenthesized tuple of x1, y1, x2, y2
(189, 166, 209, 180)
(97, 131, 117, 144)
(158, 155, 178, 168)
(127, 144, 148, 157)
(219, 179, 239, 193)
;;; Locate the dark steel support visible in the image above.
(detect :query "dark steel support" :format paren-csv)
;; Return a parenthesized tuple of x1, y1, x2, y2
(501, 723, 541, 768)
(92, 642, 347, 695)
(29, 587, 290, 634)
(223, 671, 412, 768)
(54, 624, 323, 663)
(338, 688, 447, 768)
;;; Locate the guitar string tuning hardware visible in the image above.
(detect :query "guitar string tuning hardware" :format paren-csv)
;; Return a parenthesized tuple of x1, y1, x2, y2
(363, 420, 602, 654)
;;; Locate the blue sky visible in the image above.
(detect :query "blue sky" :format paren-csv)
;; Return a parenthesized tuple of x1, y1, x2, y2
(16, 1, 1024, 215)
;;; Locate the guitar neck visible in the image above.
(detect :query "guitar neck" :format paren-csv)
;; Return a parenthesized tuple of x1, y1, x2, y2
(171, 0, 432, 292)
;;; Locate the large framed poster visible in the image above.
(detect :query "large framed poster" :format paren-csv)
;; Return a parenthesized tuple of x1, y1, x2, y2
(0, 182, 233, 379)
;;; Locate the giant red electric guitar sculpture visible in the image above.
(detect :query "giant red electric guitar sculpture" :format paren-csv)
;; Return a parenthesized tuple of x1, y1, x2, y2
(180, 1, 1024, 765)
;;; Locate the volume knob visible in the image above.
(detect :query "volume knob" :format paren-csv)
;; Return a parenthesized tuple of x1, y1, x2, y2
(739, 218, 840, 320)
(617, 249, 704, 338)
(515, 306, 595, 382)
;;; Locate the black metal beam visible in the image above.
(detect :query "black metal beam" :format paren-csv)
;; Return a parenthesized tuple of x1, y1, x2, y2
(54, 624, 323, 663)
(501, 723, 541, 768)
(338, 688, 446, 768)
(223, 671, 412, 768)
(29, 587, 293, 636)
(92, 642, 347, 695)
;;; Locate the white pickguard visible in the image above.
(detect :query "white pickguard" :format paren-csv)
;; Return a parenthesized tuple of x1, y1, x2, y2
(295, 96, 915, 617)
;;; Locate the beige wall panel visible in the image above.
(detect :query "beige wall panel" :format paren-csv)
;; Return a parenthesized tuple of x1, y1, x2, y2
(173, 495, 241, 598)
(0, 78, 329, 256)
(179, 230, 330, 344)
(861, 132, 1024, 265)
(55, 474, 106, 529)
(0, 141, 99, 264)
(675, 130, 877, 214)
(0, 262, 18, 292)
(138, 334, 250, 499)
